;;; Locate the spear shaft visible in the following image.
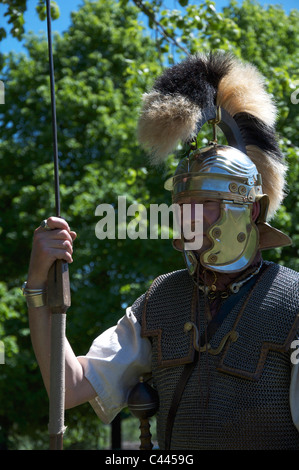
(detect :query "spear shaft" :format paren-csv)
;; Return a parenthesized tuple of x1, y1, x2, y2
(45, 0, 71, 450)
(46, 0, 60, 218)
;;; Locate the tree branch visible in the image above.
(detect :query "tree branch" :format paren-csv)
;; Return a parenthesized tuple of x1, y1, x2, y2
(132, 0, 189, 55)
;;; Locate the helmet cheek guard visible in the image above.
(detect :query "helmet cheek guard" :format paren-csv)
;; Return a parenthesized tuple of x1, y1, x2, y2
(202, 202, 259, 273)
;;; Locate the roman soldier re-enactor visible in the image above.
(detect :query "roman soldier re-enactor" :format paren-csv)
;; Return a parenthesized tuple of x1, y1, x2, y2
(26, 52, 299, 450)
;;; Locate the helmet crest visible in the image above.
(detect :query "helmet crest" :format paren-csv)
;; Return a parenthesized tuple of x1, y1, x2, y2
(137, 52, 291, 273)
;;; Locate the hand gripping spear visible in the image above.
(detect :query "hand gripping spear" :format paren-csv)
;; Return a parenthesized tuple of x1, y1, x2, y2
(45, 0, 71, 450)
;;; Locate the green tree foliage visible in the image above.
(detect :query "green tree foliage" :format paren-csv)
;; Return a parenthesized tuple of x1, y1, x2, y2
(0, 0, 165, 449)
(0, 0, 298, 449)
(0, 0, 59, 70)
(0, 0, 59, 41)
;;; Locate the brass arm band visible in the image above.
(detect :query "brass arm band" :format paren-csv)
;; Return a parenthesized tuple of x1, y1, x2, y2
(21, 281, 47, 308)
(25, 292, 47, 308)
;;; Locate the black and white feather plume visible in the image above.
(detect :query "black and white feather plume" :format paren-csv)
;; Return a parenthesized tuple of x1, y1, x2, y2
(137, 52, 287, 220)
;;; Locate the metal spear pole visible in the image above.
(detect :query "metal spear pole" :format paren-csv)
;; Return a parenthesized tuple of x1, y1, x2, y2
(45, 0, 71, 450)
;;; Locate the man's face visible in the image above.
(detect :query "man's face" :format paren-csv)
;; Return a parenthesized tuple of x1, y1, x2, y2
(178, 198, 221, 253)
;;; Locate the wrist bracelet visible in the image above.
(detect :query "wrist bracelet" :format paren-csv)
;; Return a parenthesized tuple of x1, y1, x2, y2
(21, 281, 47, 308)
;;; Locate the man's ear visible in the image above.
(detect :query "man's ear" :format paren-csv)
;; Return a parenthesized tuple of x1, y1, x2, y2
(252, 201, 260, 222)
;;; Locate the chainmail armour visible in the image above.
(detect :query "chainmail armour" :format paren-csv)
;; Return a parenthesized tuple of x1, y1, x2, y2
(131, 261, 299, 450)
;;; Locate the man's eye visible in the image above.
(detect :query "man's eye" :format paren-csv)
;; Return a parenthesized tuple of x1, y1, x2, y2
(205, 201, 219, 207)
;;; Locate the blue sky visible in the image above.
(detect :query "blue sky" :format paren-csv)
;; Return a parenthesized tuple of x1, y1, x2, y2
(0, 0, 298, 55)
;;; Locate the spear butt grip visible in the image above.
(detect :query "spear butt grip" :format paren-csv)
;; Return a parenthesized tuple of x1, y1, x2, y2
(47, 259, 71, 314)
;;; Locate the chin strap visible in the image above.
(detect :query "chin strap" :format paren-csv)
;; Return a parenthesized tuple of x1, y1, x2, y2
(183, 250, 198, 276)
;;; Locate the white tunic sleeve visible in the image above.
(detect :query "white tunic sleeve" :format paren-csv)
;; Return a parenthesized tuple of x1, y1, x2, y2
(77, 307, 152, 424)
(290, 360, 299, 432)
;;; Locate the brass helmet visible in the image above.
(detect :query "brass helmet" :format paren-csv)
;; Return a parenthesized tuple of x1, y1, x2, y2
(137, 52, 291, 274)
(165, 144, 262, 272)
